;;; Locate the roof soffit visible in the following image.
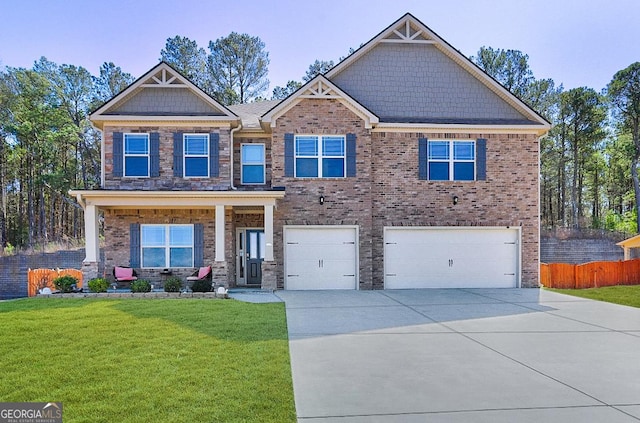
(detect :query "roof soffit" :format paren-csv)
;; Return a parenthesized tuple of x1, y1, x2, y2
(325, 13, 550, 129)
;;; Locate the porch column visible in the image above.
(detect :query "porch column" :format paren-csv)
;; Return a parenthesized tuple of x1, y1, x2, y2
(264, 204, 274, 261)
(215, 205, 225, 261)
(84, 204, 100, 263)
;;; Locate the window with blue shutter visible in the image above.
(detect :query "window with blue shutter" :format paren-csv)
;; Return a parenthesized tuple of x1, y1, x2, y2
(150, 132, 160, 177)
(346, 133, 356, 177)
(284, 133, 294, 177)
(112, 132, 123, 177)
(426, 140, 476, 181)
(139, 224, 195, 268)
(173, 132, 183, 177)
(476, 138, 487, 181)
(194, 223, 204, 267)
(130, 223, 140, 268)
(123, 133, 150, 177)
(209, 133, 219, 177)
(292, 134, 347, 178)
(418, 138, 428, 180)
(183, 134, 209, 177)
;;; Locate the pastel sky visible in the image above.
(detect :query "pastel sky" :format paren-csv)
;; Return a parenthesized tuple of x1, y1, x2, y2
(1, 0, 638, 94)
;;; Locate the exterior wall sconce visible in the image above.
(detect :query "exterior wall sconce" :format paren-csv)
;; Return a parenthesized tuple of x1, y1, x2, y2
(319, 195, 325, 205)
(452, 195, 459, 205)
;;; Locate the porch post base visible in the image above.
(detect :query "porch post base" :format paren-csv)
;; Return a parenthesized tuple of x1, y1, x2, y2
(82, 261, 99, 289)
(211, 261, 228, 288)
(261, 261, 278, 291)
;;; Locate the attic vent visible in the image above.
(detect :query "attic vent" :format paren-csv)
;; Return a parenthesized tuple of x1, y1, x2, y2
(382, 20, 435, 44)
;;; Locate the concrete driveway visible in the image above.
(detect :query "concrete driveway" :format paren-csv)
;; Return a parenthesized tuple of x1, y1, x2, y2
(276, 289, 640, 422)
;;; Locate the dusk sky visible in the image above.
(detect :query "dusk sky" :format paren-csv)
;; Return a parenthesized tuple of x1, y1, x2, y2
(1, 0, 638, 94)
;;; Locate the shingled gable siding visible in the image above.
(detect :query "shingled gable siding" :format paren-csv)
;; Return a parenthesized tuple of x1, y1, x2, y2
(270, 98, 374, 289)
(103, 126, 231, 190)
(371, 131, 540, 288)
(331, 43, 530, 123)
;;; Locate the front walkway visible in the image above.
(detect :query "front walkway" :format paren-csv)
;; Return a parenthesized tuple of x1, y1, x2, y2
(276, 289, 640, 422)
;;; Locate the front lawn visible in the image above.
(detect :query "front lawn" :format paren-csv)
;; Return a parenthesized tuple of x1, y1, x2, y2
(0, 298, 296, 422)
(550, 285, 640, 308)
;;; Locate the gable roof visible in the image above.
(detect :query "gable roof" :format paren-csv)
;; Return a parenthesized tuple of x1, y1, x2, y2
(261, 75, 379, 129)
(90, 62, 237, 130)
(325, 13, 550, 134)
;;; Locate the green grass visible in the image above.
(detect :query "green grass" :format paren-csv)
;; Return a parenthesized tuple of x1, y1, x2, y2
(0, 298, 296, 422)
(550, 285, 640, 308)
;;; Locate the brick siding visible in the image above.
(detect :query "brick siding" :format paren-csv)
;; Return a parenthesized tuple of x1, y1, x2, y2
(103, 126, 231, 190)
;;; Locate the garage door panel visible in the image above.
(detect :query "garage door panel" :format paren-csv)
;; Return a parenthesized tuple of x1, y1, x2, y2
(285, 227, 358, 290)
(384, 228, 519, 289)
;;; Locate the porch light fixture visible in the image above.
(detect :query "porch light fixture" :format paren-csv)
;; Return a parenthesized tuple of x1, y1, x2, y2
(452, 195, 459, 205)
(319, 195, 325, 205)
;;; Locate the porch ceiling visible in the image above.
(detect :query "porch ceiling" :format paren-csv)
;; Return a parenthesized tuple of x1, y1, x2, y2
(69, 190, 285, 209)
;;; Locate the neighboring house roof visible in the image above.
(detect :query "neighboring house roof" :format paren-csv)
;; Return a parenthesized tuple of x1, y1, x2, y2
(617, 234, 640, 249)
(261, 75, 380, 129)
(325, 13, 550, 134)
(228, 100, 282, 130)
(90, 62, 238, 130)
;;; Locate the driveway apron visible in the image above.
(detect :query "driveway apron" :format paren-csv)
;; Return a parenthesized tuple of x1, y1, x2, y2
(276, 289, 640, 422)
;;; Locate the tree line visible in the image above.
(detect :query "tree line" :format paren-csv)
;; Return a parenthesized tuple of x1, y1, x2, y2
(0, 31, 639, 253)
(470, 48, 640, 234)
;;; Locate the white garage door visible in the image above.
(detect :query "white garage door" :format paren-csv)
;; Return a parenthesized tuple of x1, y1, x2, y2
(384, 227, 520, 289)
(285, 226, 358, 290)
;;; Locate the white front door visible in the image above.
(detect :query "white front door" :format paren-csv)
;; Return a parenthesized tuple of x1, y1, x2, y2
(384, 227, 520, 289)
(284, 226, 358, 290)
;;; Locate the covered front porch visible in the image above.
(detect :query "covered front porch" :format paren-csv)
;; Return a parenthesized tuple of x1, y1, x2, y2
(70, 190, 285, 290)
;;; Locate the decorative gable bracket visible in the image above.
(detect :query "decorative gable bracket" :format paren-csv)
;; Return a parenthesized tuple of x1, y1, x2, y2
(381, 19, 436, 44)
(140, 68, 185, 88)
(299, 80, 341, 99)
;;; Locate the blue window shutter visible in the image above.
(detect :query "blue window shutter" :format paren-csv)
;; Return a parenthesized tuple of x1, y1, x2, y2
(210, 133, 219, 177)
(476, 138, 487, 181)
(346, 133, 356, 177)
(418, 138, 428, 180)
(173, 132, 183, 177)
(194, 223, 204, 267)
(150, 132, 160, 177)
(130, 223, 140, 268)
(112, 132, 123, 177)
(284, 133, 294, 177)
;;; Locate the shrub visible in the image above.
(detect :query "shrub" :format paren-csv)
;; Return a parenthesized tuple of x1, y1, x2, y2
(88, 277, 109, 293)
(190, 278, 212, 292)
(53, 275, 78, 293)
(130, 279, 152, 293)
(164, 277, 182, 292)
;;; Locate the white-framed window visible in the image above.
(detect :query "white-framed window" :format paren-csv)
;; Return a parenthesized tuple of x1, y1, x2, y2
(184, 134, 209, 178)
(124, 133, 149, 177)
(141, 224, 194, 268)
(295, 135, 345, 178)
(428, 140, 475, 181)
(241, 144, 265, 184)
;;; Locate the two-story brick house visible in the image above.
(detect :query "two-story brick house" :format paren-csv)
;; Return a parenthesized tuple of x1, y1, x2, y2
(71, 13, 550, 290)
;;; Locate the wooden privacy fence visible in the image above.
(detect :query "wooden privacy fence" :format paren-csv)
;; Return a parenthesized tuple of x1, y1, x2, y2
(541, 259, 640, 289)
(27, 268, 83, 297)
